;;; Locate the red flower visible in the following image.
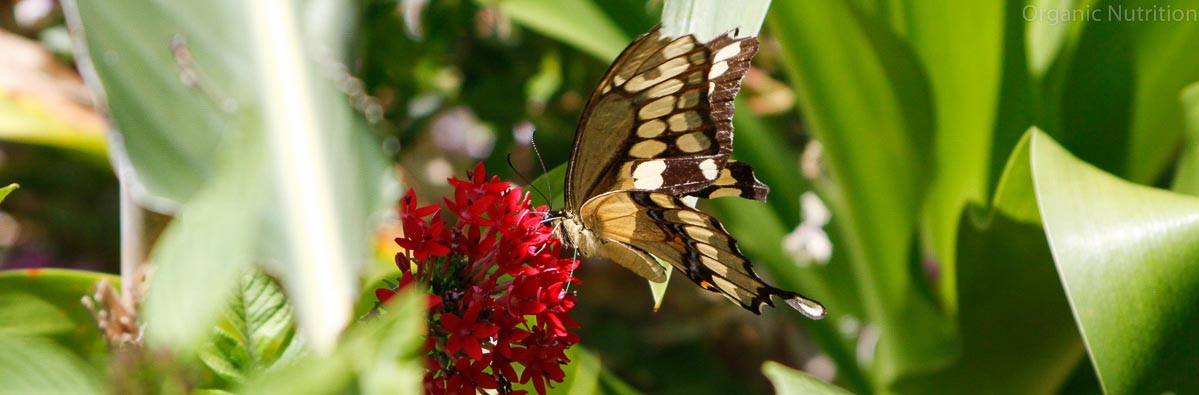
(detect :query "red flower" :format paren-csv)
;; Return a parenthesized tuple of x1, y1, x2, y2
(378, 163, 580, 395)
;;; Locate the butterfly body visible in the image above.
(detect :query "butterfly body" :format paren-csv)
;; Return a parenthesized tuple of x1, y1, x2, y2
(556, 26, 825, 319)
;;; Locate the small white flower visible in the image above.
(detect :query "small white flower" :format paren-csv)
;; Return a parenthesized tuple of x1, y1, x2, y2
(783, 192, 833, 266)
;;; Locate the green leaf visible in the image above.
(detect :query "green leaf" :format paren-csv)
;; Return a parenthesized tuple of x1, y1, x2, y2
(542, 347, 643, 395)
(0, 269, 118, 363)
(66, 0, 389, 352)
(0, 183, 16, 204)
(0, 336, 103, 395)
(1171, 82, 1199, 195)
(660, 0, 770, 41)
(1040, 0, 1199, 184)
(762, 361, 854, 395)
(199, 271, 297, 384)
(0, 292, 73, 336)
(769, 0, 954, 385)
(1031, 129, 1199, 394)
(483, 0, 629, 61)
(893, 1, 1004, 313)
(240, 288, 425, 395)
(894, 133, 1086, 393)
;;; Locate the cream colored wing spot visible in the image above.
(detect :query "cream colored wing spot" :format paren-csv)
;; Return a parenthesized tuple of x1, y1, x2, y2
(713, 41, 743, 63)
(630, 140, 668, 158)
(700, 255, 731, 277)
(699, 158, 719, 179)
(711, 276, 744, 304)
(632, 160, 667, 189)
(709, 61, 730, 80)
(649, 193, 675, 207)
(646, 78, 684, 99)
(669, 210, 708, 226)
(660, 38, 696, 60)
(676, 132, 713, 153)
(684, 225, 718, 242)
(613, 74, 627, 87)
(638, 96, 676, 120)
(678, 88, 700, 109)
(715, 169, 735, 184)
(708, 82, 716, 95)
(636, 119, 667, 138)
(668, 111, 701, 132)
(707, 187, 741, 198)
(625, 57, 689, 92)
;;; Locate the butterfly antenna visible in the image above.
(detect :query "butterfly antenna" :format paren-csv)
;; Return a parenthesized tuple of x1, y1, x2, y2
(529, 134, 554, 211)
(506, 153, 553, 209)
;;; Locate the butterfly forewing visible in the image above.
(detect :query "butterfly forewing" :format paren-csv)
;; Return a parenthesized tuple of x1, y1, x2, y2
(566, 27, 759, 210)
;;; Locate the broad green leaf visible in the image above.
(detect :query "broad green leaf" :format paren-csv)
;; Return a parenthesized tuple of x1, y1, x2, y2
(0, 183, 16, 203)
(0, 269, 117, 363)
(895, 207, 1082, 394)
(1032, 129, 1199, 394)
(0, 292, 73, 336)
(660, 0, 770, 41)
(1024, 0, 1095, 78)
(66, 0, 389, 352)
(1171, 82, 1199, 195)
(482, 0, 628, 61)
(140, 126, 263, 350)
(891, 1, 1003, 312)
(199, 271, 297, 384)
(0, 336, 103, 395)
(769, 1, 954, 385)
(1040, 0, 1199, 184)
(762, 361, 854, 395)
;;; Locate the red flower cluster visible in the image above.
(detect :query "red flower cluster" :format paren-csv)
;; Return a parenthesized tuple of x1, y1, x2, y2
(377, 163, 580, 395)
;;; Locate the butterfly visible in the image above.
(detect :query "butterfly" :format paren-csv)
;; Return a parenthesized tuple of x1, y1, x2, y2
(552, 26, 826, 319)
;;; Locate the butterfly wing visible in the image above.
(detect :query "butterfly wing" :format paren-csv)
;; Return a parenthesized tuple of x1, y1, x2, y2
(577, 191, 825, 318)
(564, 27, 761, 210)
(559, 26, 823, 317)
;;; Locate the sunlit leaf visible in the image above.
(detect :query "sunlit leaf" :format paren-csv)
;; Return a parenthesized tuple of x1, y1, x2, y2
(0, 336, 103, 395)
(65, 0, 389, 352)
(1032, 129, 1199, 394)
(763, 361, 854, 395)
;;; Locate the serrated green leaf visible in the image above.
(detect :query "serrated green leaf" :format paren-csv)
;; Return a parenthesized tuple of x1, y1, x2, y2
(763, 361, 854, 395)
(199, 271, 297, 384)
(0, 336, 103, 395)
(1032, 129, 1199, 394)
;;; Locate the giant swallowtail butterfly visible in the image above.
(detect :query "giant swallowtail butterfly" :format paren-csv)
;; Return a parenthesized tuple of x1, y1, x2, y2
(554, 26, 826, 319)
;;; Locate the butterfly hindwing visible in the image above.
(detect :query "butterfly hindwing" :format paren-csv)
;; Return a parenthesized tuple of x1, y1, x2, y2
(578, 191, 824, 317)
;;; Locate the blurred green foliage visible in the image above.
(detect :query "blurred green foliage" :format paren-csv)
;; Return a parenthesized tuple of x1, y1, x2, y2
(2, 0, 1199, 394)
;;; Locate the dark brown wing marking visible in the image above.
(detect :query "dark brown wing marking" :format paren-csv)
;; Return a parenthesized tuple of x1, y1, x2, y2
(688, 160, 770, 201)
